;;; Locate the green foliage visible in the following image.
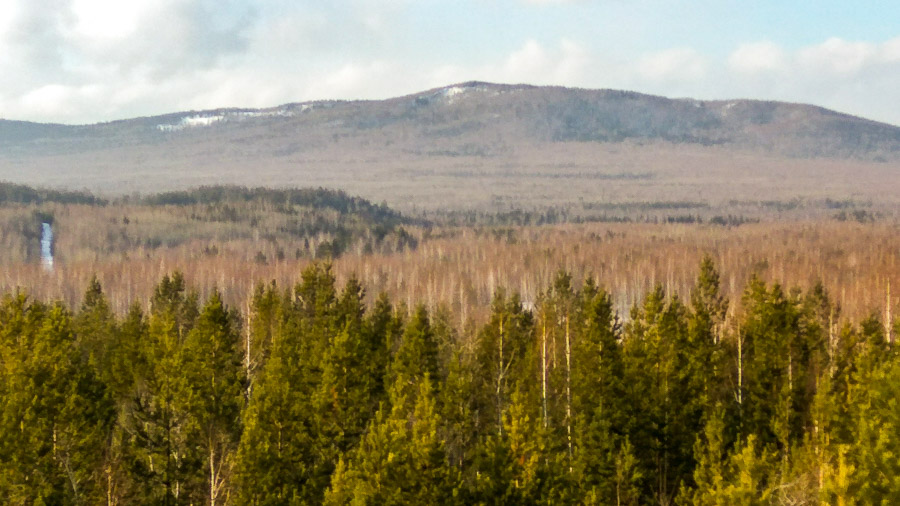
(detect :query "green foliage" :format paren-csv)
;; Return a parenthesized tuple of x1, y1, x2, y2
(475, 289, 534, 436)
(389, 304, 440, 405)
(3, 258, 900, 503)
(0, 294, 115, 504)
(325, 375, 451, 504)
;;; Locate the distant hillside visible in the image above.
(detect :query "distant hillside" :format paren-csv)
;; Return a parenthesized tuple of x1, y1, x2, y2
(1, 82, 899, 215)
(3, 82, 898, 159)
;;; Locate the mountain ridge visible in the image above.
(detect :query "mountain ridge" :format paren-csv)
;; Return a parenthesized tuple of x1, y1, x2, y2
(3, 81, 896, 129)
(2, 82, 899, 214)
(2, 81, 897, 161)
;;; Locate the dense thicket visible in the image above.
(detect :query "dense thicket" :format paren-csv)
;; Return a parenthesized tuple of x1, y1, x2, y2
(1, 259, 898, 504)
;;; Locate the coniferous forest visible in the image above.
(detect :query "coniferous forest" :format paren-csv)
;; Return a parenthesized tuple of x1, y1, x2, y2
(3, 257, 899, 505)
(2, 0, 900, 501)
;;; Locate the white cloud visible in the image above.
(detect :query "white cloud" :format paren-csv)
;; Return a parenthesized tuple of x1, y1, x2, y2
(20, 85, 73, 114)
(0, 1, 18, 38)
(17, 83, 107, 119)
(479, 39, 592, 85)
(303, 61, 399, 101)
(883, 37, 900, 62)
(798, 37, 878, 75)
(728, 37, 900, 78)
(494, 39, 566, 83)
(417, 39, 595, 90)
(716, 38, 900, 125)
(637, 48, 706, 81)
(70, 0, 158, 39)
(728, 41, 787, 73)
(790, 36, 900, 79)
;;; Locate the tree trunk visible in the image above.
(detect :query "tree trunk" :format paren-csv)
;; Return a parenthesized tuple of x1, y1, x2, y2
(245, 300, 252, 399)
(828, 307, 836, 378)
(736, 326, 743, 409)
(541, 320, 548, 428)
(497, 315, 505, 436)
(210, 444, 217, 506)
(886, 281, 893, 345)
(565, 315, 572, 466)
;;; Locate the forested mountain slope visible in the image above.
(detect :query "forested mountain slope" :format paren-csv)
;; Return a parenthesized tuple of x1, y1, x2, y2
(3, 82, 899, 159)
(2, 83, 899, 215)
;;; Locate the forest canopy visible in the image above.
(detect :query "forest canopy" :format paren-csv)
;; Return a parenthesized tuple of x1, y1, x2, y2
(1, 259, 897, 504)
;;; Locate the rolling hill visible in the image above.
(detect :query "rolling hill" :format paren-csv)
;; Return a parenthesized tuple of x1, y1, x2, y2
(2, 82, 899, 216)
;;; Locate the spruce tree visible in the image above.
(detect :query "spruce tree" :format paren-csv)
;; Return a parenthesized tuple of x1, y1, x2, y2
(622, 285, 685, 502)
(325, 375, 452, 503)
(0, 296, 114, 504)
(475, 290, 534, 436)
(182, 290, 245, 505)
(572, 284, 624, 503)
(125, 273, 198, 504)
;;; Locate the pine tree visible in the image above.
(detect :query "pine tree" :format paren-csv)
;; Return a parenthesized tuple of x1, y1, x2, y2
(0, 296, 115, 504)
(124, 273, 198, 504)
(846, 333, 900, 503)
(622, 285, 686, 502)
(533, 271, 579, 465)
(686, 256, 728, 423)
(499, 387, 567, 505)
(76, 279, 140, 504)
(692, 435, 776, 504)
(475, 290, 534, 436)
(325, 376, 452, 504)
(312, 320, 373, 495)
(234, 283, 319, 504)
(182, 290, 245, 505)
(107, 302, 150, 503)
(440, 347, 479, 485)
(613, 438, 643, 506)
(389, 304, 440, 406)
(233, 321, 315, 504)
(572, 283, 625, 503)
(75, 276, 127, 397)
(739, 276, 807, 451)
(288, 262, 339, 401)
(361, 292, 399, 415)
(245, 281, 281, 399)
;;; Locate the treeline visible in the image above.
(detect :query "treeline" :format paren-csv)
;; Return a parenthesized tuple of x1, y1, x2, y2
(0, 183, 406, 225)
(1, 260, 899, 504)
(432, 207, 758, 228)
(136, 186, 405, 226)
(0, 181, 104, 206)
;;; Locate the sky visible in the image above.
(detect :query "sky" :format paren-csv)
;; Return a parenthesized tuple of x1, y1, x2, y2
(1, 0, 898, 125)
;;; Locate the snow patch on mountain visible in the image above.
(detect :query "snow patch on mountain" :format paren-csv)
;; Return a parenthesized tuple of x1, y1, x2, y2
(442, 86, 468, 104)
(156, 108, 295, 132)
